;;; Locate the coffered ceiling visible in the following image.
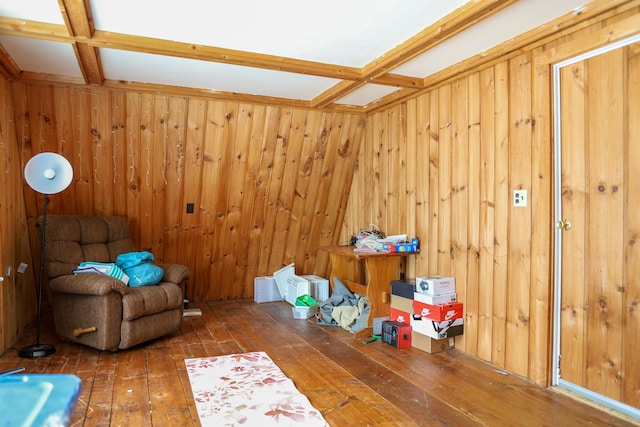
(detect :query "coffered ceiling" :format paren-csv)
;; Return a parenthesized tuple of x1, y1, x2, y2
(0, 0, 589, 111)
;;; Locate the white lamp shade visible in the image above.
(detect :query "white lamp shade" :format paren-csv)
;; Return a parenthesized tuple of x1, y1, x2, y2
(24, 152, 73, 195)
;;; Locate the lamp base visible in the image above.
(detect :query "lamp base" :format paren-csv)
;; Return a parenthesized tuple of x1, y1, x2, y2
(19, 343, 56, 359)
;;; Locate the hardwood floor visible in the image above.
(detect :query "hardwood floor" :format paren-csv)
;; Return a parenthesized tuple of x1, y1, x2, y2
(1, 299, 638, 426)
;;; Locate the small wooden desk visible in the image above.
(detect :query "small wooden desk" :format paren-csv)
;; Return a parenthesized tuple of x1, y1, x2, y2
(319, 245, 417, 338)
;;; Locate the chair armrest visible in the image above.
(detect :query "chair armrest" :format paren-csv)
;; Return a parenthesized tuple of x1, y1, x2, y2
(158, 263, 190, 285)
(49, 274, 128, 296)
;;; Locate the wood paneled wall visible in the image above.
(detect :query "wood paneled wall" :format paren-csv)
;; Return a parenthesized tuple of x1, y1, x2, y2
(0, 75, 37, 354)
(12, 83, 365, 302)
(342, 4, 640, 386)
(4, 0, 638, 388)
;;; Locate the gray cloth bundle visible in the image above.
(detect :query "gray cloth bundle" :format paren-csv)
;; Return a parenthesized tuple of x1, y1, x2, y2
(317, 277, 370, 334)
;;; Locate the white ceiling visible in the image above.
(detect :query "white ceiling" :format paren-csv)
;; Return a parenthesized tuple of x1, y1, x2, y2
(0, 0, 588, 108)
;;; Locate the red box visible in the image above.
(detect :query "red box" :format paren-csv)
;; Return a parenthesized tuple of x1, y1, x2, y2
(389, 307, 410, 325)
(413, 301, 463, 322)
(381, 321, 412, 349)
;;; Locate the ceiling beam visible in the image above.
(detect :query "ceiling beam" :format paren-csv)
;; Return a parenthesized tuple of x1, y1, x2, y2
(310, 0, 518, 108)
(0, 16, 426, 90)
(310, 80, 368, 108)
(363, 0, 519, 78)
(58, 0, 103, 84)
(72, 42, 103, 84)
(90, 30, 363, 81)
(58, 0, 94, 38)
(0, 17, 363, 81)
(0, 43, 20, 78)
(373, 73, 424, 89)
(0, 17, 69, 40)
(0, 0, 557, 110)
(4, 0, 629, 112)
(362, 0, 637, 114)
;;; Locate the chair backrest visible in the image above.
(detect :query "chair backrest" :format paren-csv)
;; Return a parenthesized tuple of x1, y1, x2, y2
(38, 215, 136, 279)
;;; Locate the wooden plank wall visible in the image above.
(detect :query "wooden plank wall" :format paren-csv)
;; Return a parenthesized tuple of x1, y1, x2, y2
(557, 42, 640, 409)
(626, 40, 640, 411)
(0, 74, 37, 354)
(12, 82, 365, 303)
(342, 4, 640, 386)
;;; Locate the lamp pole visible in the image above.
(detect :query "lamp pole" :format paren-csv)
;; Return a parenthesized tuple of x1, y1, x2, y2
(19, 152, 73, 359)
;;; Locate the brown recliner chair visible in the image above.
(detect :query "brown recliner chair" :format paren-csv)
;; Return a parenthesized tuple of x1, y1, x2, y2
(39, 215, 190, 351)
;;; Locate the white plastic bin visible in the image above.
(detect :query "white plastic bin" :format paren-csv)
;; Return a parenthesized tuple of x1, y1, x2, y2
(292, 304, 318, 319)
(254, 276, 283, 303)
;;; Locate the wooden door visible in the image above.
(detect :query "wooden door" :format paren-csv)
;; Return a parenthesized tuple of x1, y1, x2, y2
(555, 40, 640, 411)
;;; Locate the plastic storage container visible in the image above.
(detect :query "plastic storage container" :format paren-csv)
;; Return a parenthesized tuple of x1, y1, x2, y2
(254, 276, 284, 303)
(291, 304, 318, 319)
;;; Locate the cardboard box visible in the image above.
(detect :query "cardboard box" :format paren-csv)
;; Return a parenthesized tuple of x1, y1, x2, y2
(301, 275, 330, 302)
(412, 332, 455, 354)
(413, 301, 463, 322)
(389, 307, 410, 324)
(381, 321, 412, 349)
(390, 294, 413, 313)
(390, 279, 416, 299)
(254, 276, 284, 303)
(414, 291, 457, 305)
(410, 317, 464, 340)
(382, 242, 419, 253)
(416, 276, 455, 295)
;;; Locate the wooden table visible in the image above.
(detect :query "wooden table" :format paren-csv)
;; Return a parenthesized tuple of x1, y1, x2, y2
(319, 245, 417, 338)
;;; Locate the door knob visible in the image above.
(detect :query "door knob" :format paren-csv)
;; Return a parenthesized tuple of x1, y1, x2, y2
(556, 219, 572, 231)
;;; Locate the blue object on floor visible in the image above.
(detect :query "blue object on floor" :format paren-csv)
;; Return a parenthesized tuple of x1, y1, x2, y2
(0, 373, 81, 427)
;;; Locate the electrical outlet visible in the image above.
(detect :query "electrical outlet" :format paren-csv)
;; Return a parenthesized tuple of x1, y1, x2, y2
(513, 190, 528, 207)
(17, 263, 28, 273)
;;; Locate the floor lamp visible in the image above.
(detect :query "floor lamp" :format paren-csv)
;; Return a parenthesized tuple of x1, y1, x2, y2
(20, 152, 73, 359)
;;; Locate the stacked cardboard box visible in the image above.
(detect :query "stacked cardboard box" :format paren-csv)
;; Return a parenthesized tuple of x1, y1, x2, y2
(390, 277, 460, 353)
(411, 276, 464, 341)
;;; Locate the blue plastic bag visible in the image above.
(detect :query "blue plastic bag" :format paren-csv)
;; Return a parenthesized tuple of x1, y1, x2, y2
(115, 251, 163, 287)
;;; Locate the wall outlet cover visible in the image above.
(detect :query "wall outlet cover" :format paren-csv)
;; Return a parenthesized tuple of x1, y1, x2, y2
(513, 190, 528, 207)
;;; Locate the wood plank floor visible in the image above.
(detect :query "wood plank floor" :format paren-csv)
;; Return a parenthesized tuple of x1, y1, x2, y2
(1, 299, 638, 426)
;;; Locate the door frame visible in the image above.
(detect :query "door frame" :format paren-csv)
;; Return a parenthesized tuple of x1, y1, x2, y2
(552, 33, 640, 419)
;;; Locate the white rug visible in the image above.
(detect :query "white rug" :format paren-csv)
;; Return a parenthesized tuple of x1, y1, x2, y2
(185, 351, 329, 426)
